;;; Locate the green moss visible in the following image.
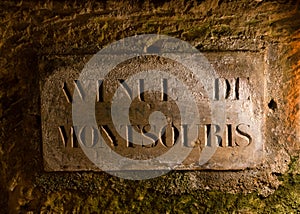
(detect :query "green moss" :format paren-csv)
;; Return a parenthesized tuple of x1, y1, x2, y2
(31, 170, 300, 213)
(33, 153, 300, 212)
(287, 156, 300, 174)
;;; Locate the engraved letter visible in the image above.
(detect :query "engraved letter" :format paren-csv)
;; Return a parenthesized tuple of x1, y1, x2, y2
(99, 125, 117, 147)
(77, 126, 101, 148)
(118, 79, 132, 100)
(235, 123, 252, 146)
(58, 126, 78, 148)
(162, 78, 168, 101)
(62, 80, 85, 103)
(97, 79, 104, 102)
(205, 124, 222, 147)
(160, 124, 179, 148)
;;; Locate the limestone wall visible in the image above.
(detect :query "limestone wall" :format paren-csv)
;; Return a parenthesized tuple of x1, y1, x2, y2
(1, 0, 300, 212)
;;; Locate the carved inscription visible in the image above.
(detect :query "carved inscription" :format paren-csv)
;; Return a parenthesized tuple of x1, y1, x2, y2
(60, 78, 252, 148)
(41, 52, 265, 171)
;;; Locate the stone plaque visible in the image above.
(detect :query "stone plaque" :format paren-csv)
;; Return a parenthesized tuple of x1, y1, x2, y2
(41, 51, 264, 171)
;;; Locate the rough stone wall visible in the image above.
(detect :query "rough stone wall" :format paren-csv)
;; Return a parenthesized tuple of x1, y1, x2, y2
(1, 0, 300, 213)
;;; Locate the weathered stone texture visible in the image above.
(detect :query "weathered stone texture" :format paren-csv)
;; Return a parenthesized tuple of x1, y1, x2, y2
(1, 0, 300, 213)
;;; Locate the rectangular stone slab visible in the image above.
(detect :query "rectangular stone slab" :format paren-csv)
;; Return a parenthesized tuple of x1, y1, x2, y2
(41, 51, 265, 171)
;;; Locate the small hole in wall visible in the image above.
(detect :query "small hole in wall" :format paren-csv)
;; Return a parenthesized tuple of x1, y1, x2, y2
(268, 99, 277, 111)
